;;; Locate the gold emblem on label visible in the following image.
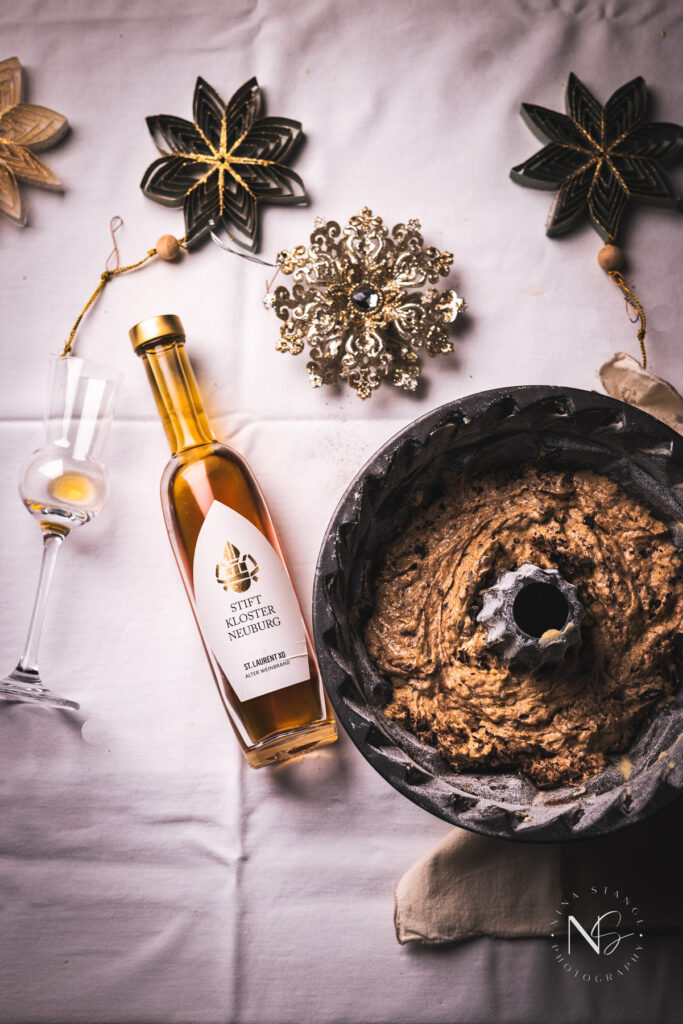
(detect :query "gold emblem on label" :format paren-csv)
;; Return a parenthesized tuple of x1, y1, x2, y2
(216, 542, 259, 593)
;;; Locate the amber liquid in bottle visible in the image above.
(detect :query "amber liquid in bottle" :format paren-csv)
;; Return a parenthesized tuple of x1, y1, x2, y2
(131, 316, 337, 767)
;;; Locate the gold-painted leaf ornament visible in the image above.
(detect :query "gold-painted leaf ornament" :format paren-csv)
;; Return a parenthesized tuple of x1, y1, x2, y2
(0, 56, 69, 226)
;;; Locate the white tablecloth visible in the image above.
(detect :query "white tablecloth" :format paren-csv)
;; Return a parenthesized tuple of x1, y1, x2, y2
(1, 1, 682, 1021)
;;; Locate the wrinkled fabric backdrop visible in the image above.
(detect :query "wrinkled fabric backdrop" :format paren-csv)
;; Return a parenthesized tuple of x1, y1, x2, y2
(1, 1, 682, 1022)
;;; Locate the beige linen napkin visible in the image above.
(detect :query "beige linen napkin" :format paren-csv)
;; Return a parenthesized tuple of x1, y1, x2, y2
(395, 801, 683, 945)
(396, 362, 683, 945)
(396, 827, 560, 944)
(599, 352, 683, 434)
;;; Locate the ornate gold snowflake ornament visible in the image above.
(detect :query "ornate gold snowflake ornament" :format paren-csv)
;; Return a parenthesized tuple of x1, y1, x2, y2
(0, 57, 68, 226)
(268, 209, 464, 399)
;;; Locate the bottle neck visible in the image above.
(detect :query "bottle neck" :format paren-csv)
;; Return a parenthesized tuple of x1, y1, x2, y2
(139, 338, 216, 455)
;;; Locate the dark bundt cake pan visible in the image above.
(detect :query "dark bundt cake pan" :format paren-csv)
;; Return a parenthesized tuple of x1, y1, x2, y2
(312, 386, 683, 841)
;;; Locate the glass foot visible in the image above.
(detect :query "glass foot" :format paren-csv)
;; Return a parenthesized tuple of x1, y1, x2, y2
(0, 667, 79, 711)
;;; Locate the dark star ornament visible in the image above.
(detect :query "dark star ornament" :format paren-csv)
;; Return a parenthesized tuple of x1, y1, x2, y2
(511, 73, 683, 242)
(140, 77, 308, 251)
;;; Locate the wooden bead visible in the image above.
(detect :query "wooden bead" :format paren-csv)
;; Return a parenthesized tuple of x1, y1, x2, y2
(597, 244, 623, 272)
(156, 234, 180, 261)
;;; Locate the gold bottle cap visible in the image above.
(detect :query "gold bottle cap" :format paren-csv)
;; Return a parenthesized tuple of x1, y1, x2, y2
(129, 314, 185, 353)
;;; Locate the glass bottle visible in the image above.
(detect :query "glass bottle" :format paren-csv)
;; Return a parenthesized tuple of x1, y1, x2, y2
(130, 315, 337, 767)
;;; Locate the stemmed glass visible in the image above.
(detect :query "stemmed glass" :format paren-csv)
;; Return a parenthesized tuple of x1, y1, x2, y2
(0, 355, 122, 710)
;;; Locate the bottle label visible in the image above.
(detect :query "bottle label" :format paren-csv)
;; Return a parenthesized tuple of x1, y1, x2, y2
(193, 500, 310, 702)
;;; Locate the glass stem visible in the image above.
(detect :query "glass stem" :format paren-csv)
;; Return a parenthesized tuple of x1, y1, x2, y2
(17, 532, 65, 675)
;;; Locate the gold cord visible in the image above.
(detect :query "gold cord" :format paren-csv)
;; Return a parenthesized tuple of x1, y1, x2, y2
(61, 237, 186, 357)
(607, 270, 648, 369)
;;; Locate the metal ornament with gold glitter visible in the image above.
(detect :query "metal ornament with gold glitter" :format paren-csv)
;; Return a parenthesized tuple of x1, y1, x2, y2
(268, 208, 464, 399)
(511, 73, 682, 243)
(510, 72, 683, 369)
(140, 76, 307, 252)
